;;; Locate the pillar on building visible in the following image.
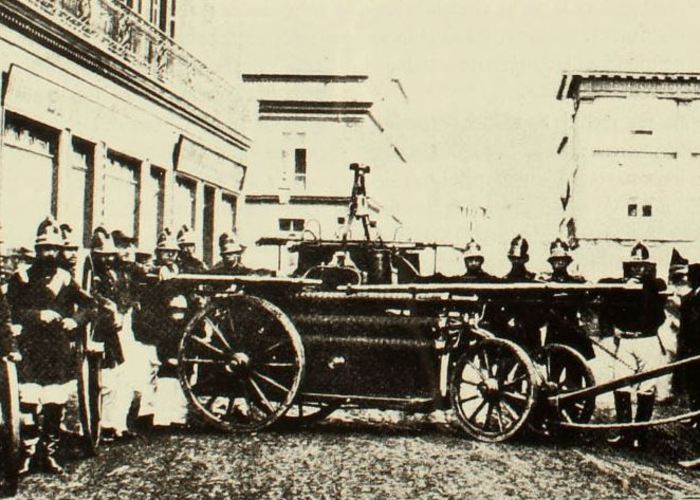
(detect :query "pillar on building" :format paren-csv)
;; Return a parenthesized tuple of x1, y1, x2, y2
(163, 167, 175, 230)
(90, 141, 107, 229)
(137, 158, 151, 245)
(195, 179, 205, 260)
(54, 128, 73, 221)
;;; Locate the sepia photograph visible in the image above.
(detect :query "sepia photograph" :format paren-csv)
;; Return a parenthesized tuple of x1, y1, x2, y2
(0, 0, 700, 497)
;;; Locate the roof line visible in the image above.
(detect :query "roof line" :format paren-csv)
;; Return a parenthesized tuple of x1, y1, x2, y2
(242, 74, 368, 83)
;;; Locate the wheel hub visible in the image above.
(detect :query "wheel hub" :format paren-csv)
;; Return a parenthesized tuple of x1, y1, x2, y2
(478, 377, 501, 402)
(226, 352, 251, 374)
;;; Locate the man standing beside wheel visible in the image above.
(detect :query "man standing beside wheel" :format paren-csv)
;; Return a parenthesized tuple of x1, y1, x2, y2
(6, 216, 94, 475)
(176, 225, 207, 274)
(598, 242, 668, 448)
(209, 232, 272, 276)
(494, 235, 545, 352)
(540, 238, 595, 360)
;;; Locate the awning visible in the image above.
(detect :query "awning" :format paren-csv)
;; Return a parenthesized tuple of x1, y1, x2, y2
(175, 136, 246, 192)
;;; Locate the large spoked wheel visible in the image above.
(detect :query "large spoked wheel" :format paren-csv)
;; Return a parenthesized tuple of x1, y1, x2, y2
(277, 401, 339, 428)
(0, 359, 20, 493)
(178, 295, 305, 432)
(530, 343, 596, 433)
(450, 337, 539, 443)
(77, 330, 103, 456)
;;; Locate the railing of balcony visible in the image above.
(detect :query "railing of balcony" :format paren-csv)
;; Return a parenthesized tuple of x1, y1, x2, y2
(18, 0, 238, 123)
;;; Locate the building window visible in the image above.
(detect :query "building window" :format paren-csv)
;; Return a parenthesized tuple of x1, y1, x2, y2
(628, 204, 638, 217)
(337, 217, 346, 225)
(104, 152, 139, 237)
(221, 193, 238, 232)
(642, 204, 652, 217)
(1, 114, 57, 250)
(174, 176, 197, 230)
(68, 137, 93, 246)
(279, 218, 304, 232)
(294, 148, 307, 187)
(628, 203, 652, 218)
(140, 166, 165, 251)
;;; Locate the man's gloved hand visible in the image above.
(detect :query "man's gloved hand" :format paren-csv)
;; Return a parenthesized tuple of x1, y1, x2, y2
(6, 351, 22, 363)
(39, 310, 62, 324)
(62, 318, 79, 331)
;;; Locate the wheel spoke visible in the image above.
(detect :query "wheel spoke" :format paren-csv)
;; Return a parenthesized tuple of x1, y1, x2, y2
(181, 358, 227, 365)
(204, 317, 234, 352)
(484, 403, 495, 431)
(248, 379, 275, 414)
(501, 400, 521, 421)
(190, 335, 226, 356)
(468, 399, 488, 423)
(501, 391, 527, 404)
(495, 402, 505, 432)
(465, 360, 487, 381)
(261, 341, 285, 357)
(459, 394, 480, 407)
(263, 362, 295, 368)
(252, 370, 289, 393)
(502, 374, 527, 389)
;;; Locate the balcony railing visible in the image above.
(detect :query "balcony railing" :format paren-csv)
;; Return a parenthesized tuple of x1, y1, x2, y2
(18, 0, 239, 124)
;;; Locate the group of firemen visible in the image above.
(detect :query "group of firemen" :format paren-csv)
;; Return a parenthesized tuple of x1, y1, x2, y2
(424, 234, 679, 447)
(0, 216, 256, 477)
(4, 216, 700, 477)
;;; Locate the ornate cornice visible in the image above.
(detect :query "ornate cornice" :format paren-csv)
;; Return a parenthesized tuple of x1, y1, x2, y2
(0, 0, 251, 151)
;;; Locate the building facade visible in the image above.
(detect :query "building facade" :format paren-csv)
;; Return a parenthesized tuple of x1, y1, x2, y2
(238, 74, 409, 273)
(556, 71, 700, 279)
(0, 0, 250, 268)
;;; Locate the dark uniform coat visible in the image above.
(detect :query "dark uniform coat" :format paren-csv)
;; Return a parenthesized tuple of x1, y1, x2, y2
(540, 269, 595, 359)
(492, 266, 545, 352)
(177, 254, 207, 274)
(6, 263, 92, 385)
(678, 287, 700, 409)
(91, 260, 147, 368)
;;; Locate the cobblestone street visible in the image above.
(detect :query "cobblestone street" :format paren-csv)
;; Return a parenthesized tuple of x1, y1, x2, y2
(11, 409, 700, 499)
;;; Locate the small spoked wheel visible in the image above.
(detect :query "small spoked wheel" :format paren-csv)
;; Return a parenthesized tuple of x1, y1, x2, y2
(0, 359, 20, 494)
(530, 343, 596, 433)
(178, 295, 305, 432)
(450, 337, 539, 442)
(277, 401, 338, 428)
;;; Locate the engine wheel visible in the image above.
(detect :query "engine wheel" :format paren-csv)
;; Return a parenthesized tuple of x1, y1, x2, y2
(451, 337, 539, 442)
(0, 359, 20, 494)
(530, 343, 596, 434)
(179, 295, 305, 432)
(77, 339, 103, 455)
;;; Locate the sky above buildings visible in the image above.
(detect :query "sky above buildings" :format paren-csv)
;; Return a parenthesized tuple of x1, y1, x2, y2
(178, 0, 700, 268)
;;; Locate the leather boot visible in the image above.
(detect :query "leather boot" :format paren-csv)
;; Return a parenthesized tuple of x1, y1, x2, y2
(39, 404, 64, 474)
(16, 432, 39, 477)
(16, 402, 40, 477)
(608, 389, 633, 446)
(632, 389, 656, 448)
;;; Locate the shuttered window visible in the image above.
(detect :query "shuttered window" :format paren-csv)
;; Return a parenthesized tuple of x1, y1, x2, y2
(1, 116, 56, 250)
(104, 152, 139, 237)
(173, 175, 196, 231)
(140, 166, 165, 251)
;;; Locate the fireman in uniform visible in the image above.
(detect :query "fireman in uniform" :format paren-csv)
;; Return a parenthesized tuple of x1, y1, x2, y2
(599, 242, 668, 447)
(457, 238, 499, 283)
(6, 216, 94, 474)
(540, 238, 594, 359)
(133, 229, 189, 428)
(680, 264, 700, 414)
(151, 228, 180, 280)
(209, 232, 272, 276)
(494, 235, 545, 352)
(176, 225, 207, 274)
(57, 223, 80, 277)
